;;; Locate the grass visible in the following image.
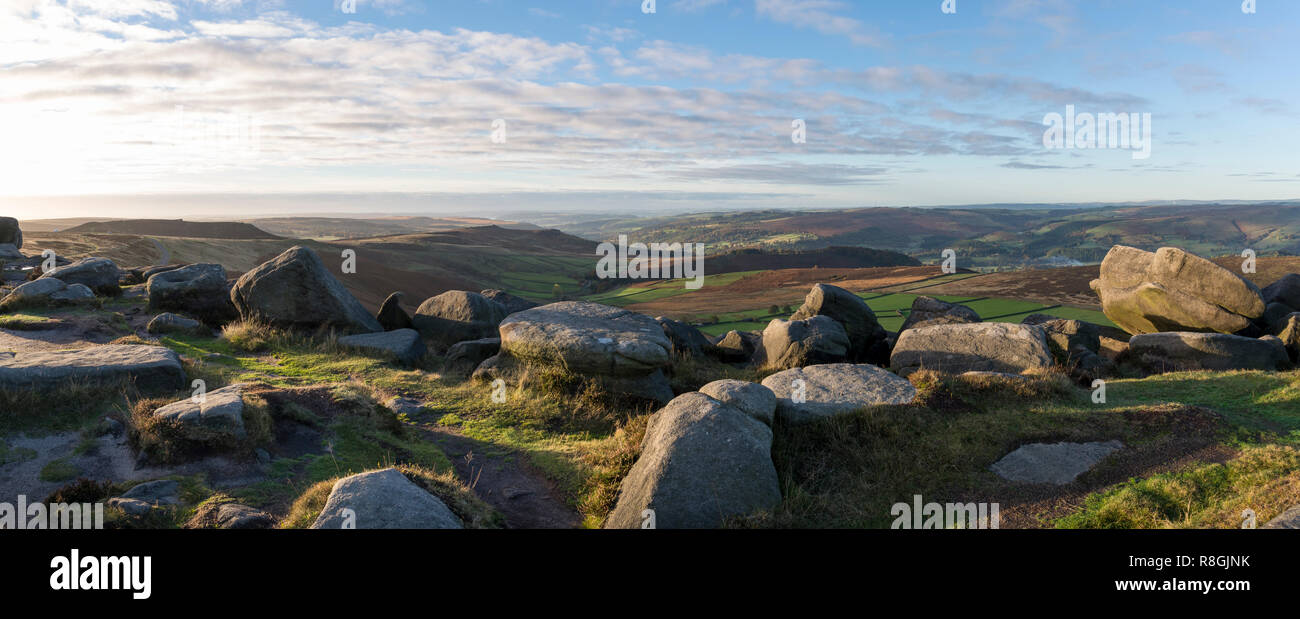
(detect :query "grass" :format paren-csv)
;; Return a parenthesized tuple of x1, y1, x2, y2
(730, 368, 1300, 529)
(1057, 445, 1300, 528)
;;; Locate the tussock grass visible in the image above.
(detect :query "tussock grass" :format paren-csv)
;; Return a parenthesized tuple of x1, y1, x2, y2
(1058, 444, 1300, 529)
(126, 392, 275, 464)
(0, 378, 133, 434)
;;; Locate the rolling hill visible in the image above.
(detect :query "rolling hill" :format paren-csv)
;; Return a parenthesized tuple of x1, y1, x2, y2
(62, 219, 280, 239)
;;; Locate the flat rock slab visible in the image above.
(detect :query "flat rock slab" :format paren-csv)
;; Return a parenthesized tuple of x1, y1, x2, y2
(0, 345, 185, 394)
(1263, 505, 1300, 529)
(153, 384, 248, 441)
(991, 440, 1123, 485)
(761, 363, 917, 424)
(311, 468, 463, 529)
(337, 328, 426, 365)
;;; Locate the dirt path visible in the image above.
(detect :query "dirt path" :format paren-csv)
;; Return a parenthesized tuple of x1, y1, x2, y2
(418, 426, 581, 529)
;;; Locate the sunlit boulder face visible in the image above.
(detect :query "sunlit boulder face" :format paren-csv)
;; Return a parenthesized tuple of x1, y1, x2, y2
(497, 301, 674, 403)
(760, 315, 850, 370)
(790, 284, 890, 364)
(1089, 245, 1265, 335)
(230, 245, 381, 334)
(605, 392, 779, 529)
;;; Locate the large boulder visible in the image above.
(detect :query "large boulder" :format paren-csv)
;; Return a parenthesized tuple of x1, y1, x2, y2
(480, 289, 538, 315)
(499, 301, 671, 376)
(336, 329, 426, 366)
(152, 384, 249, 443)
(310, 468, 463, 529)
(147, 263, 237, 324)
(444, 338, 500, 375)
(1090, 245, 1265, 335)
(1277, 313, 1300, 363)
(656, 317, 714, 358)
(0, 278, 93, 310)
(0, 345, 184, 394)
(413, 291, 507, 349)
(890, 322, 1054, 377)
(761, 363, 917, 424)
(0, 243, 21, 260)
(698, 379, 777, 427)
(0, 217, 21, 249)
(375, 292, 414, 331)
(899, 296, 981, 333)
(1262, 274, 1300, 310)
(39, 257, 122, 295)
(790, 284, 889, 363)
(760, 315, 850, 370)
(230, 246, 381, 334)
(1126, 332, 1291, 372)
(710, 330, 760, 364)
(606, 392, 780, 529)
(1021, 316, 1113, 381)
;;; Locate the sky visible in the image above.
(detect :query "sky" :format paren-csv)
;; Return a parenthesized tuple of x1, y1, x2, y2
(0, 0, 1297, 219)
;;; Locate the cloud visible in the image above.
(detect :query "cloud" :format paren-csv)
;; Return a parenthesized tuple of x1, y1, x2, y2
(754, 0, 884, 47)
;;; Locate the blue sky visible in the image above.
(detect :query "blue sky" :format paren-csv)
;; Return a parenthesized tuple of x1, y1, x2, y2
(0, 0, 1297, 218)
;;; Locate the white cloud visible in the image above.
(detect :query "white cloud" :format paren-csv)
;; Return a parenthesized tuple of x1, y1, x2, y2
(754, 0, 883, 47)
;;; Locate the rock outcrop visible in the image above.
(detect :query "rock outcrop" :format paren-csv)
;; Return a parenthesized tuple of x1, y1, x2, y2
(898, 296, 981, 333)
(0, 217, 21, 249)
(606, 392, 780, 529)
(1125, 332, 1291, 372)
(1090, 245, 1265, 335)
(480, 289, 539, 315)
(375, 292, 414, 331)
(656, 316, 714, 358)
(1262, 274, 1300, 310)
(790, 284, 889, 363)
(147, 263, 237, 324)
(498, 302, 674, 403)
(760, 315, 850, 370)
(413, 291, 506, 349)
(336, 329, 426, 366)
(0, 345, 185, 394)
(310, 468, 463, 529)
(153, 384, 250, 443)
(39, 257, 122, 296)
(230, 246, 381, 334)
(890, 322, 1053, 377)
(761, 363, 917, 424)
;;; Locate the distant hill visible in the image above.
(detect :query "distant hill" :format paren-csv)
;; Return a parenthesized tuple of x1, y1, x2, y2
(244, 216, 539, 240)
(705, 246, 919, 273)
(558, 202, 1300, 268)
(63, 219, 279, 240)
